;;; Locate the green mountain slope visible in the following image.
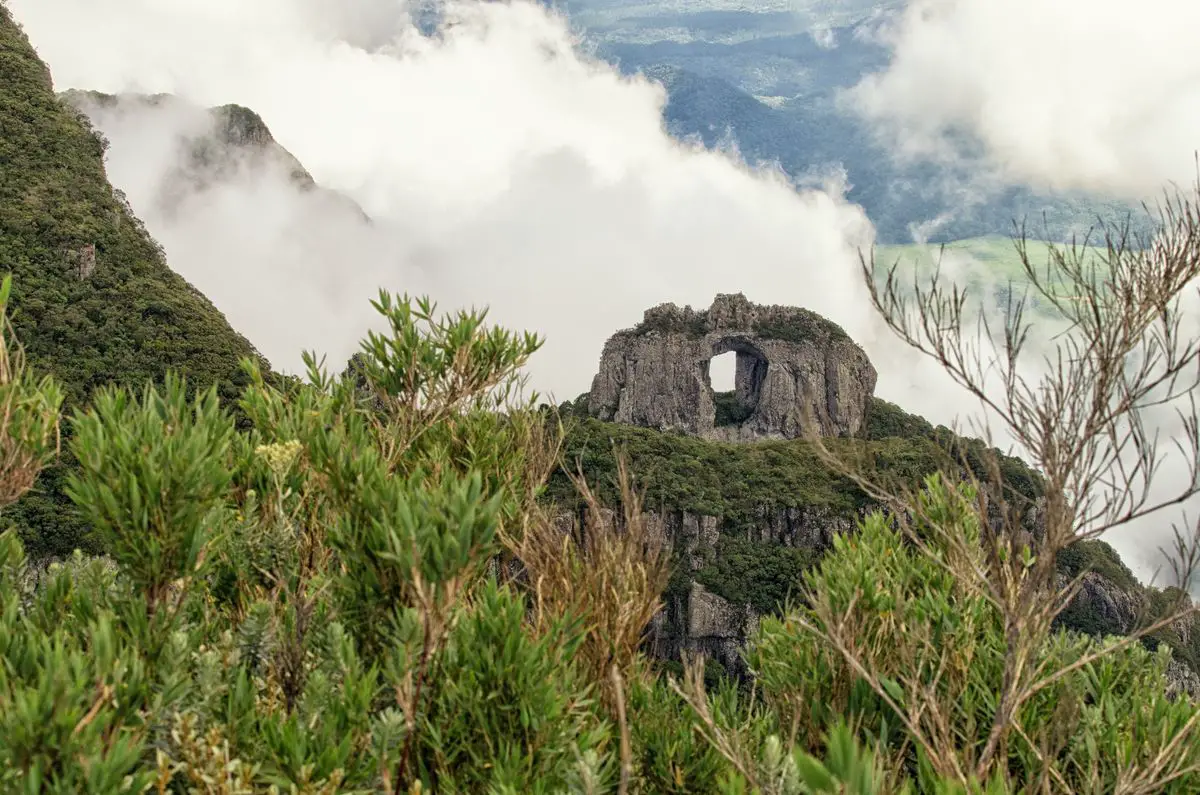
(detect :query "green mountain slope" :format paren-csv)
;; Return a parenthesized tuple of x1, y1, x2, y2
(0, 7, 267, 555)
(551, 398, 1200, 678)
(0, 9, 265, 402)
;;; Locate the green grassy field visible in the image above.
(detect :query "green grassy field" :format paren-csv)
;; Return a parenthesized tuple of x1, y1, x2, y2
(876, 234, 1111, 281)
(872, 235, 1115, 312)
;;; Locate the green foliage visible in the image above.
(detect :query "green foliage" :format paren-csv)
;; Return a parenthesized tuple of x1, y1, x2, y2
(553, 415, 1041, 537)
(713, 390, 754, 426)
(862, 397, 935, 441)
(629, 311, 709, 337)
(0, 10, 266, 557)
(551, 405, 1046, 637)
(553, 418, 865, 527)
(696, 536, 818, 615)
(788, 723, 890, 794)
(0, 274, 63, 507)
(862, 397, 1042, 498)
(716, 723, 894, 795)
(0, 287, 617, 793)
(1135, 586, 1200, 674)
(751, 312, 850, 345)
(744, 477, 1200, 792)
(352, 291, 541, 410)
(0, 531, 157, 794)
(628, 675, 730, 793)
(410, 581, 604, 792)
(66, 374, 235, 610)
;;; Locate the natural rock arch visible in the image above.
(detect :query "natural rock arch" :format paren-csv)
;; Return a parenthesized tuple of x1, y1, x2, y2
(587, 293, 877, 441)
(705, 336, 768, 428)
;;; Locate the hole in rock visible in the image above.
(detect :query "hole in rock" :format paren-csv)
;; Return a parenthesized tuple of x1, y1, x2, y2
(710, 350, 736, 392)
(705, 342, 767, 428)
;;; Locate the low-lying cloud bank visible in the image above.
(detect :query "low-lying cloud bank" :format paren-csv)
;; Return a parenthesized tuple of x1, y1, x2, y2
(849, 0, 1200, 198)
(15, 0, 922, 403)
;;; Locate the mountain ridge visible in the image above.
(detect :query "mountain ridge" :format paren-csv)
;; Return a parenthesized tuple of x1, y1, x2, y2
(59, 89, 372, 227)
(0, 6, 270, 555)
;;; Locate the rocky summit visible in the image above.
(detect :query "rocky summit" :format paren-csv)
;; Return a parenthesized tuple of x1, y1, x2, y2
(587, 293, 877, 441)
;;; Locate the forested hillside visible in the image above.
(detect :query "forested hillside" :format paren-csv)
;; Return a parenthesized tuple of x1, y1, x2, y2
(552, 396, 1200, 679)
(0, 7, 266, 555)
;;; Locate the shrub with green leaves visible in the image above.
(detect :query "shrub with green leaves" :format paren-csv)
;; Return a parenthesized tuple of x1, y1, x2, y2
(0, 278, 1198, 793)
(66, 374, 235, 615)
(744, 476, 1200, 792)
(0, 289, 618, 793)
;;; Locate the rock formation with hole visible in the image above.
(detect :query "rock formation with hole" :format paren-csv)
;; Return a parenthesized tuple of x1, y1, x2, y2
(587, 293, 877, 441)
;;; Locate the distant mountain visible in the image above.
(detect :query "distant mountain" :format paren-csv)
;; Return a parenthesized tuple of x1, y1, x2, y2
(563, 0, 903, 39)
(569, 6, 1147, 243)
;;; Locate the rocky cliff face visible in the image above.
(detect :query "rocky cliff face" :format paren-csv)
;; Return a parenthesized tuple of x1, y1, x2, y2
(587, 502, 851, 675)
(1053, 570, 1146, 637)
(1167, 659, 1200, 701)
(648, 583, 761, 677)
(588, 293, 877, 441)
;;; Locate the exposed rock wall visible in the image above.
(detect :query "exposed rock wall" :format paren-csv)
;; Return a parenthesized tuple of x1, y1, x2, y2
(1053, 570, 1147, 636)
(1166, 659, 1200, 702)
(579, 503, 848, 673)
(588, 294, 877, 441)
(646, 583, 760, 677)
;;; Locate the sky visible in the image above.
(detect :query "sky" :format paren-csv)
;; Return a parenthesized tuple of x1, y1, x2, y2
(11, 0, 1200, 581)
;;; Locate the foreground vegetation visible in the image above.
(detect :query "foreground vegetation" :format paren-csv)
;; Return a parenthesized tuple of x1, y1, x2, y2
(0, 282, 1198, 793)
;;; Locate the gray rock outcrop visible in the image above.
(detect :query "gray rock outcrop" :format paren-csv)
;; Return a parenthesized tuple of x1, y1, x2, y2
(612, 504, 855, 673)
(1166, 658, 1200, 702)
(647, 583, 760, 677)
(1054, 570, 1147, 636)
(588, 294, 877, 441)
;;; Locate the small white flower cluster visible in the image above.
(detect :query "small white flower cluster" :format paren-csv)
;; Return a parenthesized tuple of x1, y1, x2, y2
(254, 439, 303, 477)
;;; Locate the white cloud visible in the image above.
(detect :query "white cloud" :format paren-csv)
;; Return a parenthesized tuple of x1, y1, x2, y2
(13, 0, 900, 400)
(847, 0, 1200, 198)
